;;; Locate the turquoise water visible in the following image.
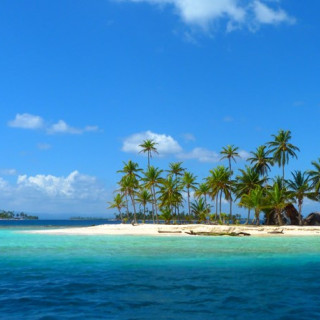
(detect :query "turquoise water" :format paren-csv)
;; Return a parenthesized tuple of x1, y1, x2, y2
(1, 228, 320, 319)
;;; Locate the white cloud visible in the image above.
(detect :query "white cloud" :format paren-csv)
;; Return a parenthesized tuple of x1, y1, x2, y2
(117, 0, 294, 32)
(122, 130, 183, 155)
(48, 120, 83, 135)
(0, 169, 18, 176)
(239, 149, 250, 160)
(178, 147, 220, 163)
(181, 133, 196, 142)
(47, 121, 100, 135)
(0, 171, 109, 216)
(8, 113, 100, 135)
(122, 131, 250, 164)
(253, 1, 295, 25)
(17, 171, 103, 198)
(8, 113, 44, 129)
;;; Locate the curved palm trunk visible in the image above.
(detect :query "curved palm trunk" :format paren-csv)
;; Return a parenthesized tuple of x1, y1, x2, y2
(215, 193, 218, 220)
(143, 204, 146, 223)
(277, 208, 284, 225)
(219, 190, 222, 221)
(129, 194, 138, 224)
(246, 208, 251, 225)
(187, 188, 191, 216)
(125, 194, 130, 221)
(228, 158, 233, 224)
(118, 207, 123, 223)
(298, 199, 303, 226)
(255, 209, 260, 226)
(177, 206, 181, 224)
(229, 195, 232, 224)
(149, 190, 155, 224)
(152, 185, 159, 224)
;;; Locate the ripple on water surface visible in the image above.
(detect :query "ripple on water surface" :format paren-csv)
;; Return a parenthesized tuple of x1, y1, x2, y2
(1, 229, 320, 319)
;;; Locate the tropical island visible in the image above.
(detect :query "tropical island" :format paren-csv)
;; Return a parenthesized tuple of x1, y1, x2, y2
(106, 129, 320, 232)
(30, 129, 320, 237)
(0, 210, 38, 220)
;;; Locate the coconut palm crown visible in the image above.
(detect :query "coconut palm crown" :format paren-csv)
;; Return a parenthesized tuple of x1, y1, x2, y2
(267, 130, 299, 180)
(308, 158, 320, 194)
(248, 145, 273, 177)
(139, 139, 158, 168)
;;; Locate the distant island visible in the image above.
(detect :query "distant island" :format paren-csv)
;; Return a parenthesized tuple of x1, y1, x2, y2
(70, 217, 110, 220)
(0, 210, 38, 220)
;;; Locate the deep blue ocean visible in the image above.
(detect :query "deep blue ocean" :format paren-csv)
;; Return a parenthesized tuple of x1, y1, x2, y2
(1, 220, 320, 319)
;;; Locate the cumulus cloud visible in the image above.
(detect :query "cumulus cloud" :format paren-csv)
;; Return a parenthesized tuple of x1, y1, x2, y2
(0, 169, 18, 176)
(8, 113, 100, 135)
(17, 171, 103, 198)
(0, 171, 109, 216)
(117, 0, 294, 32)
(253, 1, 295, 25)
(122, 130, 183, 155)
(122, 130, 250, 164)
(8, 113, 44, 129)
(47, 121, 100, 135)
(239, 149, 250, 160)
(178, 147, 220, 163)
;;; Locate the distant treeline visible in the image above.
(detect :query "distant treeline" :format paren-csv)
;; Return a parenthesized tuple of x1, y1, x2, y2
(114, 210, 241, 224)
(70, 217, 109, 220)
(0, 210, 38, 220)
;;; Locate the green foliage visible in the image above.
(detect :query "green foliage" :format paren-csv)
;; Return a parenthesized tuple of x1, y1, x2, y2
(112, 130, 320, 226)
(267, 129, 299, 179)
(0, 210, 38, 220)
(159, 208, 173, 224)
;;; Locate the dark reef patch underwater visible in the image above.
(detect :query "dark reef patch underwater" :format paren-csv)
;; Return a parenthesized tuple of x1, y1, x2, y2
(1, 226, 320, 319)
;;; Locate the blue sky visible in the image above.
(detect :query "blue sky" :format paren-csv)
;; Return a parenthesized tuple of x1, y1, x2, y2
(0, 0, 319, 218)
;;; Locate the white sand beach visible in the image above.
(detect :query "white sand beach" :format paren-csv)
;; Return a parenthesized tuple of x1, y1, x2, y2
(26, 224, 320, 237)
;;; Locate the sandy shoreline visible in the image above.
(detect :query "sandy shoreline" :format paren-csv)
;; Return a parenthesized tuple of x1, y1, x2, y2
(25, 224, 320, 237)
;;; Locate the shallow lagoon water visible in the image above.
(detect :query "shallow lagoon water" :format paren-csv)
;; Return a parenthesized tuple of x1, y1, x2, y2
(1, 226, 320, 319)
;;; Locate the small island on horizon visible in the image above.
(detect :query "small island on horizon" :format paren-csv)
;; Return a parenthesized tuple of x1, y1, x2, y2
(0, 210, 38, 220)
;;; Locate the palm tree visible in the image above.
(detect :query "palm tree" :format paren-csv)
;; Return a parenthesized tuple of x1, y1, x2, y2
(206, 166, 233, 221)
(141, 166, 163, 223)
(267, 182, 292, 225)
(287, 171, 314, 225)
(267, 130, 299, 180)
(136, 189, 152, 222)
(235, 166, 266, 224)
(139, 139, 158, 168)
(167, 162, 185, 178)
(239, 186, 267, 226)
(248, 145, 273, 177)
(159, 207, 173, 224)
(181, 171, 198, 216)
(158, 176, 183, 217)
(220, 145, 240, 171)
(191, 198, 209, 223)
(220, 145, 240, 220)
(194, 182, 210, 207)
(119, 175, 139, 224)
(117, 160, 142, 178)
(108, 193, 126, 223)
(308, 158, 320, 195)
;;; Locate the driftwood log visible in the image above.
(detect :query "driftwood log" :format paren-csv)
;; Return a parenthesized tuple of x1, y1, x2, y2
(185, 230, 250, 237)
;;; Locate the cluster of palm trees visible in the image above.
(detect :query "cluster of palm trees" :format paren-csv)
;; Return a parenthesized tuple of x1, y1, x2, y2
(108, 130, 320, 226)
